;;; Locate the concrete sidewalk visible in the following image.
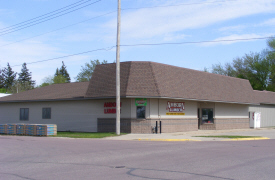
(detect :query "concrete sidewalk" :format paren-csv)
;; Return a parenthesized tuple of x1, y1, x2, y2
(104, 128, 275, 141)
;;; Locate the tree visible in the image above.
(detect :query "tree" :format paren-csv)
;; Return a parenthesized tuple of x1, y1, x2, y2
(58, 61, 70, 83)
(54, 68, 60, 77)
(208, 38, 275, 91)
(18, 63, 35, 91)
(0, 69, 4, 89)
(39, 73, 67, 87)
(2, 63, 16, 90)
(75, 59, 108, 82)
(53, 74, 67, 84)
(267, 38, 275, 91)
(39, 75, 54, 87)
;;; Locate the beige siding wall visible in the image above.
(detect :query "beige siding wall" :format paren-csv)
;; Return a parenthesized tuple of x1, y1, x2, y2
(0, 99, 131, 132)
(215, 103, 249, 118)
(148, 99, 197, 118)
(249, 105, 275, 127)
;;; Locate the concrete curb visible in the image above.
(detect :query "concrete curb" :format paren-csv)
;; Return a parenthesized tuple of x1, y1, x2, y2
(137, 138, 201, 142)
(222, 137, 270, 141)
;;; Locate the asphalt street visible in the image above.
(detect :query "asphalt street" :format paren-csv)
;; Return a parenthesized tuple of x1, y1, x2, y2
(1, 134, 275, 180)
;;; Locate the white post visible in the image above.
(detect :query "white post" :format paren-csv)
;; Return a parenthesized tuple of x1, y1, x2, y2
(116, 0, 121, 135)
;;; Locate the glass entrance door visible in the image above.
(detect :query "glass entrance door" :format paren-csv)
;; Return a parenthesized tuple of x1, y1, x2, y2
(201, 108, 213, 124)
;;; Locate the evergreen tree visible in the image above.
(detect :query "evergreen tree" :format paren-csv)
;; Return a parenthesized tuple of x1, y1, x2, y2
(59, 61, 70, 82)
(54, 68, 60, 77)
(0, 69, 4, 89)
(18, 63, 35, 90)
(2, 63, 16, 90)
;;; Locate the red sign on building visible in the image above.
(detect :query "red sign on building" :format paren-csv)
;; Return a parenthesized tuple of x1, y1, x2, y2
(104, 102, 122, 114)
(166, 101, 185, 112)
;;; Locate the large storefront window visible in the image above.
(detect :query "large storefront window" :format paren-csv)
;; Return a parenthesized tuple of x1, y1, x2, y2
(137, 106, 146, 119)
(202, 108, 213, 124)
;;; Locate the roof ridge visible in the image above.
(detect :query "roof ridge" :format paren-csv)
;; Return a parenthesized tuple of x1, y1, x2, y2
(149, 62, 160, 96)
(254, 90, 275, 94)
(149, 61, 251, 83)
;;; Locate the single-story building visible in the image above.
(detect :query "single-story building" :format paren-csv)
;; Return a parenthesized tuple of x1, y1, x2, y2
(249, 90, 275, 127)
(0, 61, 274, 133)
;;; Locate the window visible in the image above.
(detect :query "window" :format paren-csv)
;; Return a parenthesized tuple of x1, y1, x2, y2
(137, 106, 146, 119)
(20, 108, 29, 121)
(201, 108, 213, 124)
(42, 108, 51, 119)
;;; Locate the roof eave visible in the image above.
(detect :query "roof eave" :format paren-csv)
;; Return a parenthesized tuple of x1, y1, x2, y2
(125, 96, 259, 105)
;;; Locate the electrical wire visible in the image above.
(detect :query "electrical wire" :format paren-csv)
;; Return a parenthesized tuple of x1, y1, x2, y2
(0, 11, 117, 47)
(120, 36, 274, 47)
(0, 0, 239, 37)
(9, 36, 274, 68)
(0, 0, 103, 36)
(10, 46, 115, 67)
(0, 0, 91, 31)
(0, 0, 241, 44)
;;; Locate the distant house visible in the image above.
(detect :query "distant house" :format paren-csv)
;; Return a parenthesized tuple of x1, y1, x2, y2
(0, 61, 274, 133)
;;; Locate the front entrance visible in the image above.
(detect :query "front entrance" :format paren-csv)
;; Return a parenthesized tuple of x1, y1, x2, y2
(198, 108, 215, 130)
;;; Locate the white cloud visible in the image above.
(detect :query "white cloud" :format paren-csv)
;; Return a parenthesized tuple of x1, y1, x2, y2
(218, 25, 246, 33)
(103, 0, 275, 42)
(259, 18, 275, 26)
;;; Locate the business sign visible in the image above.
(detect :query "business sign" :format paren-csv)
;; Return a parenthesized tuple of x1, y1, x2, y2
(104, 102, 121, 114)
(135, 98, 147, 106)
(166, 112, 185, 115)
(166, 101, 185, 112)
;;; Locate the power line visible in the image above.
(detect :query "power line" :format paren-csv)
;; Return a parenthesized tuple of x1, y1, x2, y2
(10, 36, 274, 68)
(0, 0, 239, 37)
(0, 0, 241, 43)
(0, 0, 91, 31)
(0, 11, 116, 47)
(120, 36, 274, 47)
(0, 0, 103, 36)
(10, 46, 115, 67)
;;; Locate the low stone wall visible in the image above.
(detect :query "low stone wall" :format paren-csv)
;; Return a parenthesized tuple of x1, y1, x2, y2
(97, 118, 131, 133)
(200, 123, 216, 130)
(98, 118, 249, 133)
(98, 118, 198, 133)
(154, 118, 198, 133)
(199, 118, 249, 130)
(215, 118, 249, 130)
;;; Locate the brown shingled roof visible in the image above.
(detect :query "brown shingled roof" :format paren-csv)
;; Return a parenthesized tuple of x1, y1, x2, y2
(86, 61, 258, 104)
(253, 90, 275, 105)
(0, 82, 89, 102)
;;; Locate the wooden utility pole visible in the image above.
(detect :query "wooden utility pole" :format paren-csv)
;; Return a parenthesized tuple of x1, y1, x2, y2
(116, 0, 121, 135)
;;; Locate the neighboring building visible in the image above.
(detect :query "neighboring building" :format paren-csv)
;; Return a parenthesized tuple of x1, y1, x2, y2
(249, 90, 275, 127)
(0, 93, 11, 98)
(0, 61, 273, 133)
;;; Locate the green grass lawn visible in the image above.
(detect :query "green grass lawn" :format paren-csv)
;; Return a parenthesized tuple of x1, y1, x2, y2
(193, 135, 262, 139)
(53, 132, 126, 138)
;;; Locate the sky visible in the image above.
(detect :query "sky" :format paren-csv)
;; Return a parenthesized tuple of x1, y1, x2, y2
(0, 0, 275, 86)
